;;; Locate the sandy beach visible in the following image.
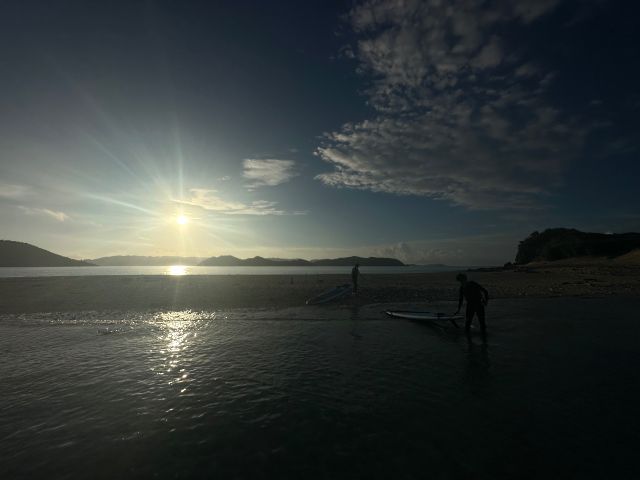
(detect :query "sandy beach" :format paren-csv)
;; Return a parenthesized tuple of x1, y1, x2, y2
(1, 263, 639, 314)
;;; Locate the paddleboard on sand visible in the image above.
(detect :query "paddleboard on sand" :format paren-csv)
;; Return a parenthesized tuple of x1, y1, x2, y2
(385, 310, 462, 327)
(306, 284, 353, 305)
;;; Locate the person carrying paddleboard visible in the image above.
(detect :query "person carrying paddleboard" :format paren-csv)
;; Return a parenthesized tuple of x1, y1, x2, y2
(351, 263, 360, 294)
(454, 273, 489, 337)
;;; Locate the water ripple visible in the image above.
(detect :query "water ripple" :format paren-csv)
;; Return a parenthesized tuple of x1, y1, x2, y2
(1, 299, 639, 478)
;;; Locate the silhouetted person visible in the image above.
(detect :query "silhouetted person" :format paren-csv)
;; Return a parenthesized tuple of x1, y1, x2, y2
(351, 263, 360, 294)
(454, 273, 489, 338)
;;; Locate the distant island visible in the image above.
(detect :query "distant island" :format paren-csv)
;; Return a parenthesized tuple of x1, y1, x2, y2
(198, 255, 405, 267)
(6, 229, 639, 268)
(515, 228, 640, 264)
(0, 241, 405, 267)
(89, 254, 406, 267)
(90, 256, 205, 266)
(0, 240, 94, 267)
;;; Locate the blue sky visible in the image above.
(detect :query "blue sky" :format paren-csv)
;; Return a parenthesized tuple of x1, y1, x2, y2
(0, 0, 638, 265)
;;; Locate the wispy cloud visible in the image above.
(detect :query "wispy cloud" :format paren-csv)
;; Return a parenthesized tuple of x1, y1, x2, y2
(316, 0, 596, 210)
(0, 184, 32, 199)
(177, 188, 304, 216)
(371, 234, 520, 265)
(242, 159, 297, 188)
(19, 206, 70, 222)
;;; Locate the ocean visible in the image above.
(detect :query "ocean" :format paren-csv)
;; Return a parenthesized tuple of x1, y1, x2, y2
(0, 265, 465, 278)
(1, 298, 638, 479)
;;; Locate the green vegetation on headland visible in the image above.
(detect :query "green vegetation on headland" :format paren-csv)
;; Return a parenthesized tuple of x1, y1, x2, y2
(198, 255, 405, 267)
(0, 240, 94, 267)
(515, 228, 640, 264)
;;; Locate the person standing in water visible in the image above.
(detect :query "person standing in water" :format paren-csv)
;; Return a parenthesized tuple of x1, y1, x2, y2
(351, 263, 360, 294)
(454, 273, 489, 337)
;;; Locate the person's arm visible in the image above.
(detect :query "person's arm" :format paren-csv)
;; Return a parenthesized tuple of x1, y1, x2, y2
(454, 287, 463, 314)
(481, 286, 489, 305)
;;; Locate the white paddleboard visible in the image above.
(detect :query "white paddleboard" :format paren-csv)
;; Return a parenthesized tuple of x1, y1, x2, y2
(385, 310, 462, 324)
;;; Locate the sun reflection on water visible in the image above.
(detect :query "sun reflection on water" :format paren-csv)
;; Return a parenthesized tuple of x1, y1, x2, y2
(166, 265, 188, 276)
(150, 310, 209, 394)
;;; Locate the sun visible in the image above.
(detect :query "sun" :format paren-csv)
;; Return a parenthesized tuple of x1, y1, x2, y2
(177, 215, 189, 225)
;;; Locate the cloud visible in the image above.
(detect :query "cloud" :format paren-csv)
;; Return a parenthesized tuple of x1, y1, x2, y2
(374, 241, 466, 264)
(514, 0, 562, 23)
(19, 206, 70, 222)
(242, 159, 297, 188)
(177, 188, 302, 216)
(0, 184, 32, 199)
(515, 62, 540, 77)
(316, 0, 589, 210)
(471, 36, 503, 69)
(371, 234, 520, 265)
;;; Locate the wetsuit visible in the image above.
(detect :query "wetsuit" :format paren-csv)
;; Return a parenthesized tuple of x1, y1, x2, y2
(458, 281, 489, 334)
(351, 266, 359, 294)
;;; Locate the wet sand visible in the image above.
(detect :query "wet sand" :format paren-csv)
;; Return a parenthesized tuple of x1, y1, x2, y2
(1, 263, 639, 313)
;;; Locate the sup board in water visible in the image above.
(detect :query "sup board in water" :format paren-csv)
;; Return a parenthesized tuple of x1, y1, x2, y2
(385, 310, 462, 327)
(306, 284, 353, 305)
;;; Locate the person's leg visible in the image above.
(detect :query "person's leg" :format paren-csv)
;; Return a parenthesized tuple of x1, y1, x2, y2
(465, 304, 474, 333)
(477, 304, 487, 340)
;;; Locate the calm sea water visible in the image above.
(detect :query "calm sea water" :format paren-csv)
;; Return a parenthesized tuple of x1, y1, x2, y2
(0, 265, 465, 278)
(1, 298, 638, 479)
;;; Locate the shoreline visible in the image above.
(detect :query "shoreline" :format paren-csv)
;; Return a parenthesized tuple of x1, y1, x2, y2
(1, 263, 639, 314)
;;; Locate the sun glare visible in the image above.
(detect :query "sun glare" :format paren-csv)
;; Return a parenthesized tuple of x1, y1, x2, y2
(167, 265, 188, 276)
(177, 215, 188, 225)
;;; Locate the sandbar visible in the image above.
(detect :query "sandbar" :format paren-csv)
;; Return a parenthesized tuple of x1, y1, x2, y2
(1, 263, 639, 314)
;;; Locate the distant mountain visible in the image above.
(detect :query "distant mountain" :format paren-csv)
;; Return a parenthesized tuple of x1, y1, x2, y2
(199, 255, 246, 266)
(199, 255, 405, 267)
(90, 255, 205, 266)
(0, 240, 94, 267)
(311, 256, 404, 266)
(199, 256, 312, 267)
(414, 263, 471, 271)
(243, 257, 311, 266)
(515, 228, 640, 264)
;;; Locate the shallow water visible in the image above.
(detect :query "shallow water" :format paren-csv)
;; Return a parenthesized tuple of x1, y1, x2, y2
(0, 264, 464, 278)
(1, 298, 639, 479)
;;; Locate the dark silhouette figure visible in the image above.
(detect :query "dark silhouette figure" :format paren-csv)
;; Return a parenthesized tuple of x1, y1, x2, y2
(454, 273, 489, 338)
(351, 263, 360, 294)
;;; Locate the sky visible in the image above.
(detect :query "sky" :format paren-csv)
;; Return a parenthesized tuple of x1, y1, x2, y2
(0, 0, 638, 265)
